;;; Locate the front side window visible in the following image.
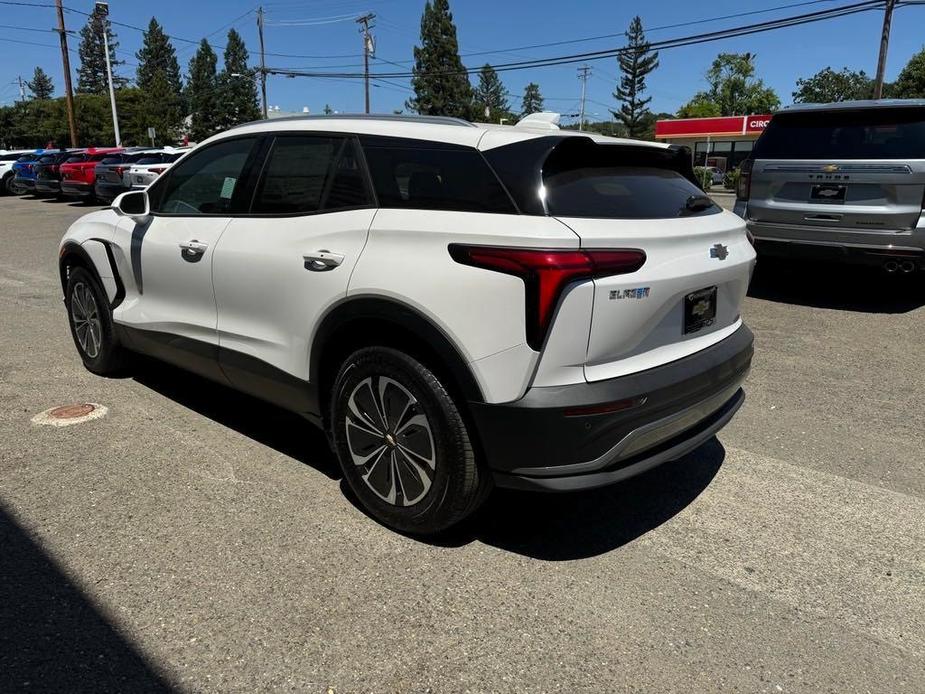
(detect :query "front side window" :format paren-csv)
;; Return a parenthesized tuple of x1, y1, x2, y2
(361, 137, 516, 214)
(155, 137, 257, 215)
(251, 135, 369, 214)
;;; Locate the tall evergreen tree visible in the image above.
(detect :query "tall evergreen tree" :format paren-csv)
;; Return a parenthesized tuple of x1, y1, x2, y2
(520, 82, 544, 116)
(76, 4, 127, 94)
(474, 64, 511, 122)
(217, 28, 260, 130)
(27, 67, 55, 100)
(187, 39, 220, 141)
(407, 0, 473, 118)
(136, 18, 182, 95)
(612, 16, 659, 139)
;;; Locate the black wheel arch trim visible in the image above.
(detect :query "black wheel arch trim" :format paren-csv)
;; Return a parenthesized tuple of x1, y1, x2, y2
(310, 295, 485, 405)
(59, 239, 126, 309)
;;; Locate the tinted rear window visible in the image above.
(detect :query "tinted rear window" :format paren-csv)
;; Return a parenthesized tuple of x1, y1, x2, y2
(16, 154, 37, 163)
(753, 107, 925, 159)
(542, 140, 719, 219)
(65, 154, 87, 163)
(361, 137, 515, 214)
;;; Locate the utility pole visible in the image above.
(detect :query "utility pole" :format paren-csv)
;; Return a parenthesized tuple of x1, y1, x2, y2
(873, 0, 895, 99)
(95, 3, 120, 146)
(577, 65, 590, 132)
(257, 6, 268, 119)
(55, 0, 78, 146)
(356, 13, 375, 114)
(17, 76, 25, 102)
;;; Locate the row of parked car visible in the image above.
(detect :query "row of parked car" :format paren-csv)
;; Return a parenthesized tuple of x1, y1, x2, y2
(0, 146, 190, 203)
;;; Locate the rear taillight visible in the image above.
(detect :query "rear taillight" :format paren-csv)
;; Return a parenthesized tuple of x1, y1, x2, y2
(114, 166, 127, 177)
(149, 167, 165, 175)
(449, 245, 646, 350)
(736, 159, 753, 201)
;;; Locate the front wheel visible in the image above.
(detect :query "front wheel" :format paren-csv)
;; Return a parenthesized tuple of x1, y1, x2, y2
(65, 266, 129, 375)
(330, 347, 490, 535)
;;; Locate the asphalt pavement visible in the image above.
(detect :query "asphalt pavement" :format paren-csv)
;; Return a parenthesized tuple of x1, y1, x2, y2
(1, 194, 923, 692)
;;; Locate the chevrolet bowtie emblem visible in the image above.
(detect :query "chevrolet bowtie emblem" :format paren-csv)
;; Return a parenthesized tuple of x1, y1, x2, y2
(823, 164, 840, 173)
(710, 243, 729, 260)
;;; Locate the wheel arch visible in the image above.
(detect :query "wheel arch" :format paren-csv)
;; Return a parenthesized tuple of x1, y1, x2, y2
(59, 239, 124, 308)
(311, 296, 485, 421)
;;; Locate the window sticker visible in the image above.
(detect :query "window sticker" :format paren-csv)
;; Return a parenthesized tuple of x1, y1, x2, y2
(220, 177, 236, 199)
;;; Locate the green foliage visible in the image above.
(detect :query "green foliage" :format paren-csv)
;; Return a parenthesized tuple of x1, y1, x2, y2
(323, 104, 333, 115)
(136, 18, 183, 96)
(693, 166, 712, 191)
(187, 39, 221, 142)
(612, 16, 659, 139)
(407, 0, 473, 119)
(792, 67, 872, 103)
(217, 28, 261, 130)
(133, 18, 184, 146)
(474, 64, 511, 122)
(520, 82, 544, 117)
(26, 67, 55, 100)
(894, 47, 925, 99)
(680, 53, 779, 117)
(77, 4, 128, 94)
(723, 168, 740, 191)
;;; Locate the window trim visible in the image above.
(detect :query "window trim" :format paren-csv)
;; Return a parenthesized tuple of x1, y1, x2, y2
(242, 132, 376, 218)
(147, 133, 264, 218)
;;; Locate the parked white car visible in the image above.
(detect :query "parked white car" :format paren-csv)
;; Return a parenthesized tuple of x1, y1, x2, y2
(124, 148, 189, 189)
(1, 149, 33, 194)
(58, 113, 755, 534)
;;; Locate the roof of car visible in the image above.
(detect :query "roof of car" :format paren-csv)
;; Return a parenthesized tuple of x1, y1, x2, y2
(220, 113, 669, 152)
(782, 99, 925, 113)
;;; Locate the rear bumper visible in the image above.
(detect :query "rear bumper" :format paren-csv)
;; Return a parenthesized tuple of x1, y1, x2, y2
(746, 218, 925, 267)
(60, 181, 93, 198)
(14, 176, 35, 190)
(95, 181, 127, 201)
(471, 323, 753, 492)
(34, 179, 61, 194)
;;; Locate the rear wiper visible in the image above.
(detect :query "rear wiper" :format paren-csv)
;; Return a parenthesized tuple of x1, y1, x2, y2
(683, 194, 715, 214)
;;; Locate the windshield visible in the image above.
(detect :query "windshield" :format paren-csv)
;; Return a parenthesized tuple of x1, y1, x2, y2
(753, 107, 925, 159)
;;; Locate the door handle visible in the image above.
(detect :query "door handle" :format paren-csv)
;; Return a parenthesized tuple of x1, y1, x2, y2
(179, 240, 208, 255)
(303, 250, 345, 272)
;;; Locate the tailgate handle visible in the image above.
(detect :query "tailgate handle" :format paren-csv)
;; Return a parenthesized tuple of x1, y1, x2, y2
(804, 213, 842, 221)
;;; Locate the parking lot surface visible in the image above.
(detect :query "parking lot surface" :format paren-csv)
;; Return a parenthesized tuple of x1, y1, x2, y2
(1, 195, 923, 692)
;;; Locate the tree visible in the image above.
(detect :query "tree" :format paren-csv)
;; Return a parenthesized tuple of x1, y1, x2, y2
(187, 39, 220, 142)
(677, 96, 721, 118)
(323, 104, 333, 115)
(679, 53, 779, 117)
(894, 47, 925, 98)
(520, 82, 544, 117)
(76, 4, 127, 94)
(407, 0, 473, 119)
(612, 16, 659, 139)
(474, 64, 511, 122)
(27, 67, 55, 100)
(136, 18, 182, 96)
(793, 67, 872, 103)
(217, 28, 260, 130)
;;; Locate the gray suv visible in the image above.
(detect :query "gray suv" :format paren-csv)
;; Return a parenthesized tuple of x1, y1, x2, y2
(734, 100, 925, 273)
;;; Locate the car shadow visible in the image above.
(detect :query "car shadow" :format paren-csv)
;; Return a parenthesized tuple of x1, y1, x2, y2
(0, 502, 175, 691)
(131, 358, 341, 481)
(748, 258, 925, 313)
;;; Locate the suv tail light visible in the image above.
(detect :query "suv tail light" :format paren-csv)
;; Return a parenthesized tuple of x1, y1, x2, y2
(449, 245, 646, 350)
(736, 158, 753, 201)
(149, 167, 165, 175)
(114, 166, 127, 177)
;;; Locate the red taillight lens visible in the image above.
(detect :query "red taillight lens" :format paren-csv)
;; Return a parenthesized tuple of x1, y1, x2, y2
(114, 166, 126, 177)
(449, 245, 646, 350)
(149, 167, 165, 175)
(736, 159, 753, 201)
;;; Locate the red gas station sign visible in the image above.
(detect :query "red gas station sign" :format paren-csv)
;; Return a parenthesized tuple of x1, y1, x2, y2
(655, 114, 772, 139)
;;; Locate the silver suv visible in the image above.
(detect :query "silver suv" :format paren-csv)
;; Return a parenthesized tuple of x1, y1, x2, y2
(734, 100, 925, 273)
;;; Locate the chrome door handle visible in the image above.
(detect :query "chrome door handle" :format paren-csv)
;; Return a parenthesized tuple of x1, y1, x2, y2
(303, 250, 345, 272)
(178, 240, 208, 255)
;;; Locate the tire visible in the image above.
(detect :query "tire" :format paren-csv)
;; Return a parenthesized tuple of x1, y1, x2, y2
(330, 347, 491, 535)
(64, 266, 129, 375)
(4, 173, 24, 195)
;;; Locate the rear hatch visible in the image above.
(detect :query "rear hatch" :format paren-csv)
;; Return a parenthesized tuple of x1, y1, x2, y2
(746, 106, 925, 231)
(542, 139, 753, 382)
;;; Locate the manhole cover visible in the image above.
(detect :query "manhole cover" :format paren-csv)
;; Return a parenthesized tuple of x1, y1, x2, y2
(32, 403, 108, 427)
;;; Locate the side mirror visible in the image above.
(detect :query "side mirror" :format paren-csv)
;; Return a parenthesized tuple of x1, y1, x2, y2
(113, 190, 149, 219)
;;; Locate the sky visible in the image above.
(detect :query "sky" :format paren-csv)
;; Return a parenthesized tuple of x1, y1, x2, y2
(1, 0, 924, 122)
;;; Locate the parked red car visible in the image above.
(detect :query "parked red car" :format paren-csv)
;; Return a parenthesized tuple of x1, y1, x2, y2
(59, 147, 123, 201)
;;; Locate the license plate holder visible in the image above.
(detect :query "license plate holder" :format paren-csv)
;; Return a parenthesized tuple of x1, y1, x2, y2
(810, 184, 846, 203)
(684, 286, 717, 335)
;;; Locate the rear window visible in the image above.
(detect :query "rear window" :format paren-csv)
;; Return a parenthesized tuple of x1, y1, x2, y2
(16, 154, 37, 163)
(753, 107, 925, 159)
(65, 154, 87, 163)
(360, 136, 516, 214)
(543, 140, 719, 219)
(136, 156, 164, 165)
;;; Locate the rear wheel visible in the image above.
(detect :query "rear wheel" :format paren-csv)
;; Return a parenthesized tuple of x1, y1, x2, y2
(65, 266, 129, 375)
(4, 173, 25, 195)
(330, 347, 490, 535)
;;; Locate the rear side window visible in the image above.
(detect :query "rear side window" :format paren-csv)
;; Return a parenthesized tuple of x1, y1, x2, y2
(65, 154, 87, 163)
(360, 137, 516, 214)
(543, 140, 718, 219)
(753, 107, 925, 159)
(252, 135, 369, 214)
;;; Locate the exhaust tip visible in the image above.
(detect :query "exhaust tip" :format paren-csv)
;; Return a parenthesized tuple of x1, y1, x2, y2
(884, 260, 899, 273)
(900, 260, 916, 274)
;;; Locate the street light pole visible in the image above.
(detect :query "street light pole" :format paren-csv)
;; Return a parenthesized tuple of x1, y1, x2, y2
(96, 3, 121, 146)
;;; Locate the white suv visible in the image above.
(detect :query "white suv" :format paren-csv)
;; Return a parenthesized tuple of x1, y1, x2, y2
(58, 114, 755, 534)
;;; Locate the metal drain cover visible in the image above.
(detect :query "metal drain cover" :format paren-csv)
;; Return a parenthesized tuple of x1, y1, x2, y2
(32, 403, 108, 427)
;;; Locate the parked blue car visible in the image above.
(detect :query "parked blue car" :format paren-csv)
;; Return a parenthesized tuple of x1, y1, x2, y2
(11, 149, 50, 194)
